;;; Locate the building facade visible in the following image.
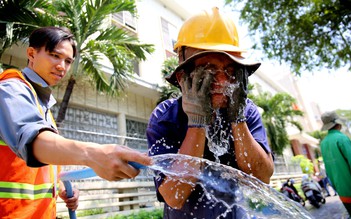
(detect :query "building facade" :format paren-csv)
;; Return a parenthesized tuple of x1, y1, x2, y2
(1, 0, 320, 175)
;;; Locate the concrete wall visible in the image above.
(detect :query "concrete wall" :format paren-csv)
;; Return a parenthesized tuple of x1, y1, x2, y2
(52, 80, 156, 122)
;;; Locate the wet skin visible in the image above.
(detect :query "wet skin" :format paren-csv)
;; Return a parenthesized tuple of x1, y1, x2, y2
(178, 53, 238, 109)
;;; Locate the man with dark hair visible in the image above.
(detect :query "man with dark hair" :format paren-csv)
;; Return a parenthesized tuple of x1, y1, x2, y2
(0, 26, 151, 218)
(320, 111, 351, 216)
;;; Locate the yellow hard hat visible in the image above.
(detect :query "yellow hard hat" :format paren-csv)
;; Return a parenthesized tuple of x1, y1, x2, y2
(174, 7, 246, 53)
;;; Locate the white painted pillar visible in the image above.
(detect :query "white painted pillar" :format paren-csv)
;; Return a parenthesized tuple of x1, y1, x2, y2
(117, 113, 127, 145)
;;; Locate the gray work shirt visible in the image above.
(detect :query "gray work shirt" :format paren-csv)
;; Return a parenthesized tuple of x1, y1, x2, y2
(0, 67, 57, 167)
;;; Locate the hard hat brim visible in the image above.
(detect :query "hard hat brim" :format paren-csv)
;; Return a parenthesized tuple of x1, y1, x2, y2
(166, 51, 261, 88)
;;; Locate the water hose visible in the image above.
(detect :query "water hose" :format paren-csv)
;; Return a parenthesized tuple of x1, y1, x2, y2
(59, 162, 146, 219)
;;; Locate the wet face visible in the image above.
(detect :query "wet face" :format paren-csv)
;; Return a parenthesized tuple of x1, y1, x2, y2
(193, 54, 237, 109)
(27, 40, 74, 86)
(176, 53, 238, 109)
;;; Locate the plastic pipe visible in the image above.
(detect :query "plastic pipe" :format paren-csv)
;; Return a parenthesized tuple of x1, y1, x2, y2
(59, 162, 146, 219)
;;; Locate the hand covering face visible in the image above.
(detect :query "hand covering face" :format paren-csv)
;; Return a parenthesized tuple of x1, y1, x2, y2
(227, 67, 249, 123)
(179, 67, 213, 127)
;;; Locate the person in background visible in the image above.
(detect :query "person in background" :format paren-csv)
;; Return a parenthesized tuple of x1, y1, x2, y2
(283, 178, 302, 199)
(0, 26, 151, 218)
(147, 7, 274, 219)
(280, 178, 304, 203)
(320, 111, 351, 216)
(317, 159, 338, 196)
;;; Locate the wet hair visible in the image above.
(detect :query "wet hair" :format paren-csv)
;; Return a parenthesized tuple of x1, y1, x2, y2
(29, 26, 77, 58)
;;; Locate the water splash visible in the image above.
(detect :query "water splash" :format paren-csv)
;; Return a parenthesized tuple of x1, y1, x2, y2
(206, 110, 231, 162)
(146, 153, 312, 219)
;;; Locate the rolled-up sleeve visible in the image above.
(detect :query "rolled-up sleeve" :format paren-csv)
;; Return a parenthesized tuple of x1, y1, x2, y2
(245, 99, 272, 155)
(146, 99, 186, 201)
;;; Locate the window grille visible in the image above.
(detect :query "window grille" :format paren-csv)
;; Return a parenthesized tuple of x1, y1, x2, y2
(51, 105, 118, 144)
(125, 119, 148, 152)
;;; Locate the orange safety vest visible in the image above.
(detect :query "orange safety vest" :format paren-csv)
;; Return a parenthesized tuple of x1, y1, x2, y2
(0, 69, 59, 219)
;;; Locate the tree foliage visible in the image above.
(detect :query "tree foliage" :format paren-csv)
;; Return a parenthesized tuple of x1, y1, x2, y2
(225, 0, 351, 75)
(0, 0, 58, 61)
(249, 90, 304, 155)
(114, 209, 163, 219)
(51, 0, 153, 94)
(0, 0, 154, 124)
(156, 56, 181, 105)
(308, 130, 327, 141)
(291, 155, 314, 174)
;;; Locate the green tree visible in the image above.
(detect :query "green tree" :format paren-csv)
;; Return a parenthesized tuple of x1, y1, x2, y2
(249, 90, 304, 155)
(52, 0, 153, 124)
(309, 130, 327, 141)
(224, 0, 351, 74)
(156, 56, 181, 105)
(0, 0, 154, 124)
(291, 155, 314, 174)
(0, 0, 58, 65)
(336, 109, 351, 137)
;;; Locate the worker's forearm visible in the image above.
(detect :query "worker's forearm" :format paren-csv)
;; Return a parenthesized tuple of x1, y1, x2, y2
(32, 130, 152, 181)
(232, 122, 274, 184)
(179, 127, 206, 157)
(159, 127, 206, 209)
(32, 130, 95, 166)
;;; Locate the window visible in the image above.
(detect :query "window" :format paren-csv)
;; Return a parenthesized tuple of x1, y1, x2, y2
(112, 11, 137, 32)
(125, 119, 148, 152)
(51, 106, 118, 144)
(161, 17, 177, 57)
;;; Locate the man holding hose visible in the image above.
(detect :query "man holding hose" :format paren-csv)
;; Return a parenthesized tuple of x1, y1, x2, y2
(0, 26, 151, 218)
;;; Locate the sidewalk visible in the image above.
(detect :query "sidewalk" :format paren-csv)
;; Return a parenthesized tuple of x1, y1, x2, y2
(306, 195, 349, 219)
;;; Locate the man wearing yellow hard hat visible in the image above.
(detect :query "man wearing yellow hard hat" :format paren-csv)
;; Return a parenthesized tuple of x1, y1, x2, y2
(147, 7, 274, 218)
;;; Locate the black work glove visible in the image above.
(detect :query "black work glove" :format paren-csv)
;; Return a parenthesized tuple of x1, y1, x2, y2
(227, 68, 249, 123)
(179, 67, 213, 127)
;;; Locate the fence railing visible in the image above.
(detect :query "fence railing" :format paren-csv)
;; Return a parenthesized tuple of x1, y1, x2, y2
(56, 179, 161, 218)
(269, 173, 305, 189)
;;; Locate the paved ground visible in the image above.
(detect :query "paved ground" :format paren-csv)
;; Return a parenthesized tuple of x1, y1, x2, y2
(305, 195, 349, 219)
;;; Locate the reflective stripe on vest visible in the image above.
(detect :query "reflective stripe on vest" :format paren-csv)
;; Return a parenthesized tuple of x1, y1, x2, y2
(0, 69, 58, 218)
(0, 182, 53, 199)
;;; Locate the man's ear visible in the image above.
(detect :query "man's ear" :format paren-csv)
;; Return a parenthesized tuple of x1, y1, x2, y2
(26, 47, 36, 61)
(175, 70, 184, 84)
